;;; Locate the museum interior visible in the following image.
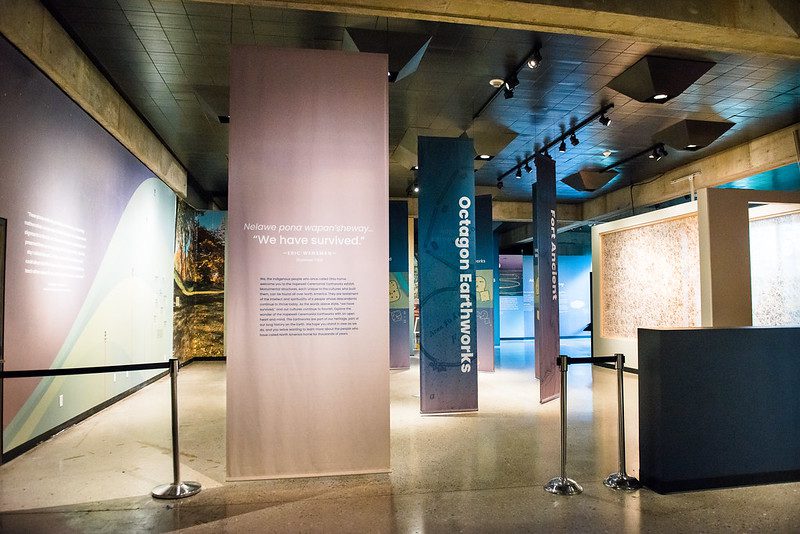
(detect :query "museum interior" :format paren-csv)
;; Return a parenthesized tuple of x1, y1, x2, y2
(1, 0, 799, 532)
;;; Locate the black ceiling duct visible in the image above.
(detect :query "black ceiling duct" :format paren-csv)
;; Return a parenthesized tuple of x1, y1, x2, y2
(608, 55, 715, 103)
(562, 170, 618, 192)
(653, 119, 735, 151)
(343, 28, 431, 83)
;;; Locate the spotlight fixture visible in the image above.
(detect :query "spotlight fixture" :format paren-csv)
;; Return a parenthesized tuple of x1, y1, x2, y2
(515, 167, 522, 179)
(413, 182, 420, 193)
(650, 145, 668, 161)
(602, 150, 613, 158)
(503, 75, 519, 99)
(599, 113, 611, 126)
(559, 140, 567, 153)
(570, 133, 579, 146)
(526, 48, 542, 69)
(497, 180, 504, 190)
(524, 162, 532, 173)
(542, 147, 550, 159)
(411, 165, 418, 171)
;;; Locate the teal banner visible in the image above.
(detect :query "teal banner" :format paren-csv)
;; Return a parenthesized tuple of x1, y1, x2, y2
(418, 136, 478, 413)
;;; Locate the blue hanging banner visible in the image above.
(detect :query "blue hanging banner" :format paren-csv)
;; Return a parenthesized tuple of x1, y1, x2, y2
(389, 200, 411, 369)
(475, 195, 495, 372)
(418, 136, 478, 413)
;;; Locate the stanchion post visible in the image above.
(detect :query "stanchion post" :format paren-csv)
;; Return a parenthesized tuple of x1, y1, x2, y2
(545, 355, 583, 495)
(152, 358, 201, 499)
(1, 358, 4, 466)
(604, 353, 641, 490)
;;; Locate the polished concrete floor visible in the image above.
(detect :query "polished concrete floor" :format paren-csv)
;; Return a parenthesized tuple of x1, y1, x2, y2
(1, 341, 799, 533)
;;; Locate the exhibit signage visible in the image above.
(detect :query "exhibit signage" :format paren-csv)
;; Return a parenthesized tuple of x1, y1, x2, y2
(475, 194, 495, 371)
(389, 200, 411, 369)
(533, 155, 561, 403)
(227, 47, 389, 478)
(418, 136, 478, 413)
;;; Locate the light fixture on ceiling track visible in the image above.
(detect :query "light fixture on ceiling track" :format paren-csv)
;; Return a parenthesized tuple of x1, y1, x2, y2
(524, 161, 532, 173)
(515, 168, 523, 179)
(599, 113, 611, 126)
(526, 48, 542, 69)
(503, 75, 519, 99)
(473, 44, 543, 120)
(495, 103, 615, 182)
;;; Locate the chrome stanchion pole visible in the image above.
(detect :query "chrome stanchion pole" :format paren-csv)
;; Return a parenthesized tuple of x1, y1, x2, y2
(152, 358, 201, 499)
(1, 358, 4, 466)
(545, 355, 583, 495)
(604, 353, 641, 490)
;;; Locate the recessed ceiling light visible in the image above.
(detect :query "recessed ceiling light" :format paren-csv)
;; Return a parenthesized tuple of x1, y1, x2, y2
(489, 78, 504, 88)
(413, 184, 419, 193)
(477, 154, 491, 160)
(686, 144, 698, 149)
(653, 93, 669, 100)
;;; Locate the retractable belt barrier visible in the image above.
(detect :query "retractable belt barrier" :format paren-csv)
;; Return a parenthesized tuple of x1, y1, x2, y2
(0, 358, 201, 500)
(544, 353, 641, 496)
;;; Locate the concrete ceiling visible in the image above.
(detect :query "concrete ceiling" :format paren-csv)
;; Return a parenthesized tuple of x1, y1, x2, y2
(44, 0, 800, 209)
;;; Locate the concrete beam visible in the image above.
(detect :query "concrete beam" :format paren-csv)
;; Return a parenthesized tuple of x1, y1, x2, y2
(0, 0, 188, 197)
(582, 123, 800, 222)
(394, 197, 582, 223)
(204, 0, 800, 58)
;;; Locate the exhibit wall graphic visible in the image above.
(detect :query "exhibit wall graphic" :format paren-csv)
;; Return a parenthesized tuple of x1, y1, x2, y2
(592, 202, 701, 368)
(389, 200, 411, 369)
(227, 47, 389, 479)
(533, 155, 560, 403)
(498, 254, 524, 339)
(0, 37, 175, 453)
(418, 136, 478, 414)
(475, 195, 495, 371)
(600, 213, 701, 339)
(749, 208, 800, 326)
(173, 202, 226, 362)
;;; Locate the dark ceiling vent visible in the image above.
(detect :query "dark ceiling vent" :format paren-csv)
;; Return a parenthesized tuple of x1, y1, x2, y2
(343, 28, 431, 83)
(607, 55, 715, 103)
(653, 119, 735, 151)
(562, 170, 618, 192)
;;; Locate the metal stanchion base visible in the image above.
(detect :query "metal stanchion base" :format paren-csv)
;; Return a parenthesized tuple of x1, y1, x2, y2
(603, 472, 641, 491)
(152, 481, 202, 499)
(544, 476, 583, 495)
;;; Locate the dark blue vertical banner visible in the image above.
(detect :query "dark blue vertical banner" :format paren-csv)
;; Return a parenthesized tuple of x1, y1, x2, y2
(475, 195, 495, 372)
(418, 136, 478, 413)
(533, 155, 560, 403)
(389, 200, 411, 369)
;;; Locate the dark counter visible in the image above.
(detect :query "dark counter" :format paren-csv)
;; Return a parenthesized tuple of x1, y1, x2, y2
(638, 327, 800, 493)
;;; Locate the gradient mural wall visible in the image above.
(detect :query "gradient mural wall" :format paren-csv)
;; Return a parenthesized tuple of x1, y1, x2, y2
(0, 37, 175, 453)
